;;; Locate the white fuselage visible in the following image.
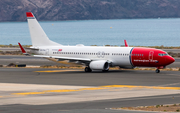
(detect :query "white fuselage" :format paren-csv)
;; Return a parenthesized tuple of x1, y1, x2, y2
(33, 46, 133, 68)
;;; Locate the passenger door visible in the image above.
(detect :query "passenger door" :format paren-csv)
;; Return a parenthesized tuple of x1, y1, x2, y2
(149, 51, 154, 65)
(46, 49, 49, 56)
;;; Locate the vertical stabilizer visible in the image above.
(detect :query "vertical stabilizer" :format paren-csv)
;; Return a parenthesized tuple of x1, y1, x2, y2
(26, 12, 61, 46)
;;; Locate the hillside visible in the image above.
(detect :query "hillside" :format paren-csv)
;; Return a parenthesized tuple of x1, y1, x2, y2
(0, 0, 180, 21)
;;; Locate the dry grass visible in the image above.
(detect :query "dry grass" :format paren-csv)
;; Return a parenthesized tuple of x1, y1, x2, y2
(134, 67, 180, 71)
(0, 51, 23, 55)
(0, 44, 31, 48)
(113, 104, 180, 112)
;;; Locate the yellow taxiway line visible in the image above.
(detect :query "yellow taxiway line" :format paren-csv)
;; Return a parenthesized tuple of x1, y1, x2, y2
(101, 85, 180, 90)
(12, 85, 180, 96)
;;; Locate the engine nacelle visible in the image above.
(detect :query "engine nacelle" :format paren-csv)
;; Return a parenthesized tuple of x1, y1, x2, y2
(89, 60, 109, 70)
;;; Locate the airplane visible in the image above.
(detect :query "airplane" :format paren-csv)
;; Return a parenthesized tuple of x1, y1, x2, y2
(19, 12, 175, 73)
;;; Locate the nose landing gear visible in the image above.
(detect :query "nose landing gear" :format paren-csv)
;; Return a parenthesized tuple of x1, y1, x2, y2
(155, 69, 160, 73)
(155, 66, 165, 73)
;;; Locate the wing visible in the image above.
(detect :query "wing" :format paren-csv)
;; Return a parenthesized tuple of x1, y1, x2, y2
(34, 55, 91, 62)
(124, 40, 129, 47)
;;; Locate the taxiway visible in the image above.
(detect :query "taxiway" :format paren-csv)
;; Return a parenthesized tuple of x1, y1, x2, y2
(0, 67, 180, 113)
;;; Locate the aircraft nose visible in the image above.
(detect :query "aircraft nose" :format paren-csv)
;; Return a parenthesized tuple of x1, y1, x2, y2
(166, 56, 175, 65)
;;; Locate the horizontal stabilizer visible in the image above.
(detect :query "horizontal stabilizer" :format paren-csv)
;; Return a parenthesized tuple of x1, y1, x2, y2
(18, 43, 29, 55)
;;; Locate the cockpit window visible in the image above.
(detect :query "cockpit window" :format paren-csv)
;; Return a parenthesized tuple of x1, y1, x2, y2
(158, 53, 168, 56)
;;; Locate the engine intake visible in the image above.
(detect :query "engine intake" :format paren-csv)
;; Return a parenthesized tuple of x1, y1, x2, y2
(89, 60, 109, 70)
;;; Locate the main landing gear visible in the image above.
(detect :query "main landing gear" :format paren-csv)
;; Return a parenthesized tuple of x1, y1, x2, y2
(155, 69, 160, 73)
(84, 67, 109, 72)
(85, 67, 92, 72)
(102, 69, 109, 72)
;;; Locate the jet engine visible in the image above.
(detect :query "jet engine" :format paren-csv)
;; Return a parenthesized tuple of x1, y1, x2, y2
(89, 60, 109, 70)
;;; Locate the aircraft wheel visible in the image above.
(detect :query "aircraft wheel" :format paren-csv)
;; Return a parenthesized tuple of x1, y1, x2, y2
(102, 69, 109, 72)
(85, 67, 92, 72)
(155, 69, 160, 73)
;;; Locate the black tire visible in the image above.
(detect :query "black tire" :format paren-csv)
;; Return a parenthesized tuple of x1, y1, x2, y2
(85, 67, 89, 72)
(85, 67, 92, 72)
(155, 69, 160, 73)
(102, 69, 109, 72)
(88, 68, 92, 72)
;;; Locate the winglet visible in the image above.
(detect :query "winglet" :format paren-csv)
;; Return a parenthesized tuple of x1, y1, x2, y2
(18, 43, 29, 55)
(124, 40, 128, 47)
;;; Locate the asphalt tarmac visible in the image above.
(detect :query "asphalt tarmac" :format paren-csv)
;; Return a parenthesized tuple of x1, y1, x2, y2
(0, 54, 180, 113)
(0, 67, 180, 113)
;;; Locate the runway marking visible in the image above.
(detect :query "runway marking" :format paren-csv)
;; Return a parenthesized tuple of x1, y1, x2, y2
(35, 70, 82, 73)
(101, 85, 180, 90)
(0, 95, 19, 98)
(159, 82, 180, 87)
(12, 87, 108, 96)
(11, 85, 180, 96)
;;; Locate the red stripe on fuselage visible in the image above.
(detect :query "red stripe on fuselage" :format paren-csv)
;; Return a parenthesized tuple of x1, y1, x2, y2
(131, 47, 171, 67)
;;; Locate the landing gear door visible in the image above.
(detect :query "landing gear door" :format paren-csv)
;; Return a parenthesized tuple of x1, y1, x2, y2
(46, 49, 49, 56)
(149, 51, 154, 65)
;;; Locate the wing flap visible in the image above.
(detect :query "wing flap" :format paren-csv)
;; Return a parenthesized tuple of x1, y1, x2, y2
(24, 47, 39, 50)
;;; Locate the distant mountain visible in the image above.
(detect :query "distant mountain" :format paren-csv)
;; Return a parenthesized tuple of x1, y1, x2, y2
(1, 0, 180, 22)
